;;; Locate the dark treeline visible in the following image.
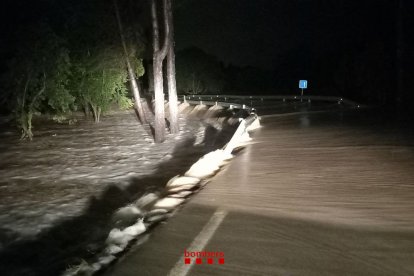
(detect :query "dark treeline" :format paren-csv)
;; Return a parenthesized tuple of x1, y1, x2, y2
(174, 0, 412, 108)
(1, 0, 413, 131)
(0, 0, 152, 139)
(175, 47, 276, 95)
(271, 0, 412, 106)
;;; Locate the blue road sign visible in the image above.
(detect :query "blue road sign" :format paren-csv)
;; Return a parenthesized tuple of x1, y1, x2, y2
(299, 80, 308, 89)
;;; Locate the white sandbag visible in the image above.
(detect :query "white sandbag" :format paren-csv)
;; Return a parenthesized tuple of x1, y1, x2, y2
(153, 197, 185, 209)
(145, 213, 170, 223)
(122, 218, 146, 236)
(147, 208, 169, 217)
(98, 255, 116, 266)
(105, 244, 124, 255)
(106, 228, 132, 247)
(135, 193, 159, 209)
(111, 205, 142, 226)
(166, 175, 200, 188)
(168, 191, 193, 198)
(167, 183, 199, 193)
(185, 158, 219, 179)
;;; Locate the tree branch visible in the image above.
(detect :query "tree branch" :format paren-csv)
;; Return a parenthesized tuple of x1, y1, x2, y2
(29, 72, 46, 111)
(151, 0, 160, 53)
(158, 0, 170, 59)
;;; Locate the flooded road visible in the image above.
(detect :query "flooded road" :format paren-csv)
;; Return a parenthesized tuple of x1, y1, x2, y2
(0, 109, 241, 275)
(0, 112, 204, 241)
(1, 102, 414, 275)
(223, 109, 414, 230)
(105, 106, 414, 276)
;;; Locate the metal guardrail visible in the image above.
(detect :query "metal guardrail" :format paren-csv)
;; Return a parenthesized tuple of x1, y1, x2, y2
(180, 93, 360, 154)
(183, 99, 254, 113)
(179, 94, 361, 108)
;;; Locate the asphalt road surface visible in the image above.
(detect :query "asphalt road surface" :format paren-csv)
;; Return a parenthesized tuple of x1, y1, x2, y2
(104, 108, 414, 276)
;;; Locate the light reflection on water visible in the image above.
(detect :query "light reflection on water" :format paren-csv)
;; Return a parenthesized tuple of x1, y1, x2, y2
(199, 104, 414, 230)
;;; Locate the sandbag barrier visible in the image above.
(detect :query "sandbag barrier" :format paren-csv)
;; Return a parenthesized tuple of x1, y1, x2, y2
(63, 104, 261, 276)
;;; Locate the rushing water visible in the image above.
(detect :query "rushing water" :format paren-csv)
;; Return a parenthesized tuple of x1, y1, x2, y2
(103, 103, 414, 276)
(0, 102, 413, 275)
(0, 108, 242, 275)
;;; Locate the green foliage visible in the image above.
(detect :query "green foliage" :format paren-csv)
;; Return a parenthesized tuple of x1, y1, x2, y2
(71, 46, 131, 122)
(116, 91, 134, 110)
(133, 58, 146, 78)
(1, 0, 148, 139)
(66, 0, 145, 123)
(3, 22, 73, 139)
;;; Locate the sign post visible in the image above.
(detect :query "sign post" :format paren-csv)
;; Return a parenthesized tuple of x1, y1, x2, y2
(299, 80, 308, 97)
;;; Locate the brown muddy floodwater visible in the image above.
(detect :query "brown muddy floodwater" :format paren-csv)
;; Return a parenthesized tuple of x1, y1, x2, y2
(1, 103, 413, 276)
(0, 109, 241, 276)
(103, 105, 414, 276)
(0, 112, 203, 241)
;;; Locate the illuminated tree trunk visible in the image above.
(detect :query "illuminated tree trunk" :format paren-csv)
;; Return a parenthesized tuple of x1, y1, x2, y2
(113, 0, 146, 124)
(151, 0, 170, 143)
(19, 72, 45, 140)
(166, 0, 179, 134)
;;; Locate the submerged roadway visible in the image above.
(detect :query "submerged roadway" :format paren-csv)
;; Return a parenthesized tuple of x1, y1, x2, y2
(104, 106, 414, 276)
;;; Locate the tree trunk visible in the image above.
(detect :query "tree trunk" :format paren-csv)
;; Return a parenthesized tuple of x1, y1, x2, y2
(91, 104, 100, 123)
(113, 0, 147, 124)
(396, 0, 404, 107)
(97, 107, 101, 123)
(19, 72, 45, 140)
(151, 0, 170, 143)
(166, 0, 179, 134)
(83, 99, 90, 118)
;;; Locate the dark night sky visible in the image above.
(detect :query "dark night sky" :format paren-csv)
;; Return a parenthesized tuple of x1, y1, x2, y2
(175, 0, 296, 69)
(0, 0, 411, 71)
(174, 0, 400, 69)
(0, 0, 413, 103)
(172, 0, 414, 102)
